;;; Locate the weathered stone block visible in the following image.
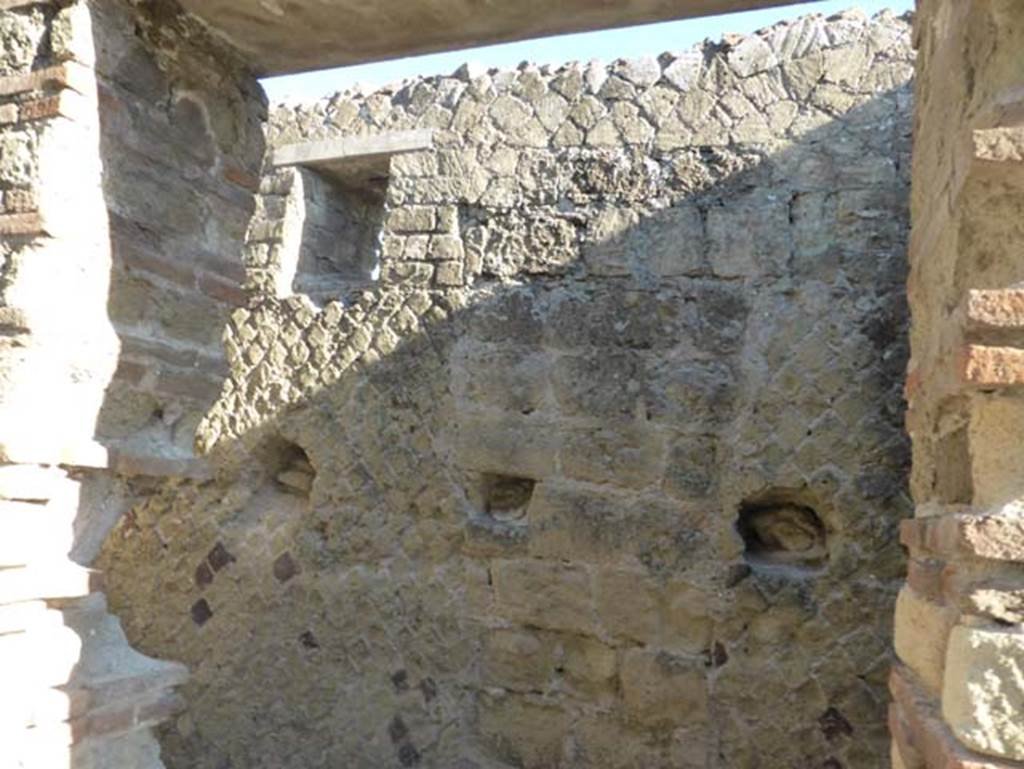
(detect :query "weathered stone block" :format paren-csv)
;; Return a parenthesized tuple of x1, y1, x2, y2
(973, 126, 1024, 165)
(584, 204, 704, 277)
(727, 35, 779, 78)
(966, 289, 1024, 330)
(620, 648, 708, 728)
(560, 634, 617, 692)
(943, 625, 1024, 761)
(662, 579, 713, 654)
(451, 343, 549, 415)
(491, 558, 596, 634)
(969, 396, 1024, 511)
(902, 514, 1024, 562)
(891, 665, 1018, 769)
(644, 358, 735, 425)
(961, 346, 1024, 389)
(559, 423, 663, 488)
(893, 586, 957, 697)
(963, 586, 1024, 625)
(543, 290, 686, 352)
(594, 568, 660, 643)
(527, 483, 689, 568)
(478, 693, 571, 769)
(706, 196, 790, 277)
(481, 629, 553, 691)
(387, 205, 436, 233)
(454, 412, 558, 479)
(550, 350, 645, 419)
(662, 434, 717, 498)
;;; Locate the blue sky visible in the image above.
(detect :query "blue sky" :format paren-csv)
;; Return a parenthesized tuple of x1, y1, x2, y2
(262, 0, 914, 103)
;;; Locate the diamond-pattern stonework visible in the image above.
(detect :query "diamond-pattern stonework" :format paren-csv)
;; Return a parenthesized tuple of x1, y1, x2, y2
(97, 10, 915, 769)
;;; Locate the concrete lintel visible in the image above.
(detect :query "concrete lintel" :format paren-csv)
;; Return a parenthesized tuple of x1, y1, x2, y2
(273, 130, 434, 170)
(179, 0, 817, 76)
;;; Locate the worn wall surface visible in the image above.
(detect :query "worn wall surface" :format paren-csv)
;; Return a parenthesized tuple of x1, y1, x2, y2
(90, 0, 265, 466)
(891, 1, 1024, 768)
(99, 10, 914, 769)
(0, 0, 269, 767)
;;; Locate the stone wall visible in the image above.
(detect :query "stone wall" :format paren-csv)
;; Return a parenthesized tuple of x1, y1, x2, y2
(90, 0, 265, 464)
(0, 0, 266, 767)
(890, 1, 1024, 767)
(98, 10, 915, 769)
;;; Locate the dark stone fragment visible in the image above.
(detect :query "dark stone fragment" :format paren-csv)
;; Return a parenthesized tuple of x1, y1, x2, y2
(207, 542, 236, 572)
(272, 552, 299, 582)
(819, 707, 854, 742)
(419, 677, 438, 702)
(398, 743, 421, 766)
(299, 630, 319, 649)
(724, 563, 751, 588)
(391, 669, 409, 692)
(190, 598, 213, 626)
(704, 642, 728, 668)
(388, 716, 408, 744)
(194, 561, 213, 589)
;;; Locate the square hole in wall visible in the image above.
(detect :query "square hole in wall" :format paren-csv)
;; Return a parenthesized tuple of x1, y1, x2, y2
(274, 130, 433, 303)
(291, 164, 385, 302)
(481, 473, 536, 524)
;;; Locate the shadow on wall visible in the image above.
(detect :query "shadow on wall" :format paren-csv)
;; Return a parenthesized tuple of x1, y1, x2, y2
(96, 25, 912, 769)
(84, 0, 266, 476)
(67, 0, 265, 563)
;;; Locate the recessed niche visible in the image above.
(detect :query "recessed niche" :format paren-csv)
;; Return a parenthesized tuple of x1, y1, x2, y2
(737, 496, 828, 572)
(481, 474, 536, 524)
(274, 130, 434, 303)
(291, 166, 383, 301)
(260, 438, 315, 497)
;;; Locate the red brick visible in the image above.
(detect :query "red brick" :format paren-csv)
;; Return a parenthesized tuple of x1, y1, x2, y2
(18, 95, 62, 122)
(196, 268, 247, 305)
(70, 691, 184, 742)
(904, 365, 922, 401)
(900, 517, 929, 552)
(71, 703, 134, 743)
(965, 289, 1024, 331)
(152, 368, 223, 402)
(889, 702, 925, 769)
(906, 558, 947, 603)
(0, 65, 73, 98)
(112, 358, 148, 386)
(223, 163, 260, 192)
(135, 691, 186, 726)
(960, 345, 1024, 388)
(116, 239, 195, 288)
(120, 333, 197, 369)
(97, 85, 122, 114)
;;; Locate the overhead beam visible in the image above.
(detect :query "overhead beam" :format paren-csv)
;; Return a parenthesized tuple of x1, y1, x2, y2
(177, 0, 821, 76)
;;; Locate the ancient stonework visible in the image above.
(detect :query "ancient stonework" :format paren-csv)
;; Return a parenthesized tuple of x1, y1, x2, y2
(891, 1, 1024, 767)
(94, 10, 916, 768)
